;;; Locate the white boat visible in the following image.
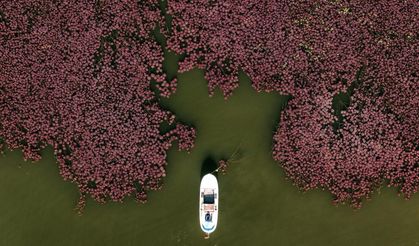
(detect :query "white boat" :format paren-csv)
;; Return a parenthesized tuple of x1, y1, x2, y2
(199, 173, 219, 235)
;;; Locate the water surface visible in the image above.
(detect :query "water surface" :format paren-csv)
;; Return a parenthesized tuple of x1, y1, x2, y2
(0, 68, 418, 246)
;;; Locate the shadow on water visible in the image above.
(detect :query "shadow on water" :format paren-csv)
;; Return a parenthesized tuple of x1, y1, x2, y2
(200, 156, 218, 179)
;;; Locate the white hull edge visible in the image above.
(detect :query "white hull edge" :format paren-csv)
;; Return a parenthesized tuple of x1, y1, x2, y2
(199, 174, 219, 234)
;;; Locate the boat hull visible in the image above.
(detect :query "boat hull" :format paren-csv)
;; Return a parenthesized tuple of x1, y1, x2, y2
(199, 174, 219, 234)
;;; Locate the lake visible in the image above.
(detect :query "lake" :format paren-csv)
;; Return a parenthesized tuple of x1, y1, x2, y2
(0, 66, 418, 246)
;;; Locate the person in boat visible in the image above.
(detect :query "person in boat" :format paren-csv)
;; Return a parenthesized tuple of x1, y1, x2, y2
(205, 212, 212, 222)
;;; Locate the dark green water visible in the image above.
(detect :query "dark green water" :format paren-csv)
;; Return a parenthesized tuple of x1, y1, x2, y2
(1, 68, 418, 246)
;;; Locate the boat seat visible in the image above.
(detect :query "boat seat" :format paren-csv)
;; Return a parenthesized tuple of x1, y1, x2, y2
(203, 188, 213, 194)
(203, 204, 215, 211)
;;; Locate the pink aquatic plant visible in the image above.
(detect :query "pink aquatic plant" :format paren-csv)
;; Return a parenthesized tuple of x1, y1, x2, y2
(274, 81, 418, 206)
(167, 0, 372, 97)
(0, 0, 195, 205)
(0, 0, 417, 208)
(217, 160, 228, 175)
(168, 0, 418, 205)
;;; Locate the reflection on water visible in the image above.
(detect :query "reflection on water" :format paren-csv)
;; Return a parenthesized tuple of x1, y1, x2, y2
(0, 68, 418, 246)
